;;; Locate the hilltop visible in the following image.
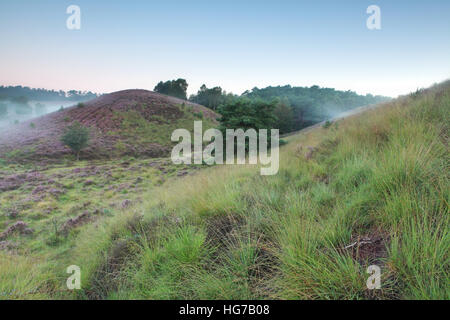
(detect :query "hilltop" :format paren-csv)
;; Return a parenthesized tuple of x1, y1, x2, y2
(0, 89, 217, 163)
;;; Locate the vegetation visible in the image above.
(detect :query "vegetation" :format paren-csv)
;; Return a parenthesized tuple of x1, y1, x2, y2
(243, 85, 390, 131)
(113, 103, 216, 152)
(154, 79, 188, 100)
(273, 98, 295, 134)
(218, 98, 276, 133)
(71, 81, 448, 299)
(189, 84, 235, 110)
(192, 83, 390, 135)
(0, 85, 98, 102)
(217, 97, 277, 154)
(0, 82, 447, 300)
(322, 120, 332, 129)
(60, 121, 90, 161)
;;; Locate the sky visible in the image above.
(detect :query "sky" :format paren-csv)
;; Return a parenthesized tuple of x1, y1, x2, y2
(0, 0, 449, 97)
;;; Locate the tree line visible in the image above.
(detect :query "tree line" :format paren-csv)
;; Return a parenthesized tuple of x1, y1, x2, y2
(0, 86, 98, 102)
(154, 79, 390, 134)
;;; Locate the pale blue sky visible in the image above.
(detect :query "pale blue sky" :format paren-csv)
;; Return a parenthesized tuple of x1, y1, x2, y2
(0, 0, 449, 97)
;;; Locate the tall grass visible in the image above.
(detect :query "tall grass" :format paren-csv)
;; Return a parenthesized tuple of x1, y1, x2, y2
(73, 81, 449, 300)
(2, 81, 448, 300)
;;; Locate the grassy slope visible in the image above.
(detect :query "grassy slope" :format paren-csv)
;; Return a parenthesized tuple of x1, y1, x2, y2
(0, 90, 217, 163)
(1, 82, 449, 299)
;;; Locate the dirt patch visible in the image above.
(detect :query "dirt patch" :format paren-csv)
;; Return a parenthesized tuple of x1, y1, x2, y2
(339, 231, 389, 266)
(86, 213, 175, 299)
(86, 238, 135, 300)
(206, 214, 244, 250)
(337, 231, 397, 299)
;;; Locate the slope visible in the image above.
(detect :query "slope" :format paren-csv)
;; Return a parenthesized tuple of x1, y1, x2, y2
(0, 89, 217, 163)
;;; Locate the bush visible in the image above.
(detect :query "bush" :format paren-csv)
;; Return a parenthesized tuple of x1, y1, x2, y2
(60, 121, 90, 160)
(322, 120, 332, 129)
(77, 102, 85, 108)
(194, 111, 204, 119)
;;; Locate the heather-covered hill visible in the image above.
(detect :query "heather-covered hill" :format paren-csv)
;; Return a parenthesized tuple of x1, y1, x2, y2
(0, 90, 217, 163)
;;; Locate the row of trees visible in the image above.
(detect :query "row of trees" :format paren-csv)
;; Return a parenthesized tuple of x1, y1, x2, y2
(189, 85, 235, 110)
(153, 79, 189, 100)
(154, 79, 389, 134)
(153, 79, 234, 110)
(0, 86, 98, 102)
(0, 101, 50, 118)
(243, 85, 390, 132)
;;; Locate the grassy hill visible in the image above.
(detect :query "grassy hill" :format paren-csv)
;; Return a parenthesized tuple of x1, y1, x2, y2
(0, 89, 217, 164)
(0, 81, 448, 300)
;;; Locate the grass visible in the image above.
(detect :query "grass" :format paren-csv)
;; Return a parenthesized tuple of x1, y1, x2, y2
(111, 104, 216, 151)
(0, 81, 448, 300)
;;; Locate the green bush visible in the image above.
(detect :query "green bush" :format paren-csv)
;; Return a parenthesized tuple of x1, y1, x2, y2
(323, 120, 332, 129)
(60, 121, 90, 160)
(194, 111, 203, 119)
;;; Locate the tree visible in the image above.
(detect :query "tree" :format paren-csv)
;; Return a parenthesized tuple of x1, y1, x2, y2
(242, 85, 390, 132)
(0, 86, 98, 102)
(218, 97, 277, 154)
(273, 98, 294, 134)
(189, 84, 226, 110)
(61, 121, 90, 160)
(218, 98, 276, 131)
(154, 78, 188, 100)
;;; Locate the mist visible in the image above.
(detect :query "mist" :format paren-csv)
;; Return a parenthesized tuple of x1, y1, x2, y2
(0, 100, 76, 129)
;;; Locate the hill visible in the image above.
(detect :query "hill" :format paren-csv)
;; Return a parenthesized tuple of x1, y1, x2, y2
(0, 89, 218, 163)
(0, 81, 448, 300)
(72, 81, 448, 300)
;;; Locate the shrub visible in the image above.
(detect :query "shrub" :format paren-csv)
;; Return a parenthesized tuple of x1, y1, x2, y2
(77, 102, 85, 108)
(60, 121, 90, 161)
(194, 111, 204, 119)
(323, 120, 332, 129)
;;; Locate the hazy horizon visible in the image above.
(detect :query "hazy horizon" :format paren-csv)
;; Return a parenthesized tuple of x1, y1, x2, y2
(1, 0, 449, 97)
